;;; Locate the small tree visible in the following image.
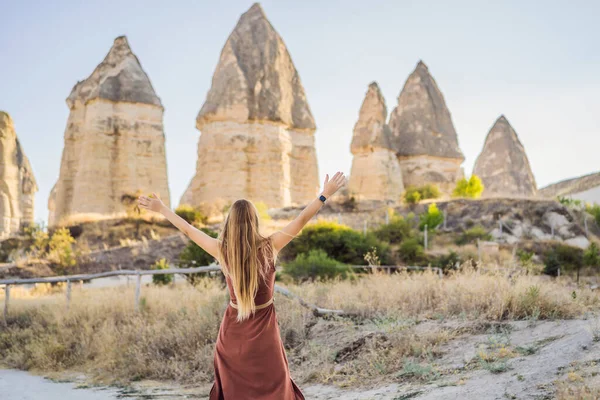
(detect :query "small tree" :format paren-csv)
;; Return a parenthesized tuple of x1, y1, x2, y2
(47, 227, 77, 274)
(583, 242, 600, 282)
(152, 258, 173, 286)
(403, 185, 441, 204)
(175, 204, 206, 226)
(453, 175, 484, 199)
(254, 201, 271, 221)
(283, 249, 351, 282)
(419, 203, 444, 231)
(178, 228, 219, 285)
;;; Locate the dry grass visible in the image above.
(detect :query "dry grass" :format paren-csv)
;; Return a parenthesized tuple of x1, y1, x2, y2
(1, 269, 598, 387)
(289, 268, 599, 321)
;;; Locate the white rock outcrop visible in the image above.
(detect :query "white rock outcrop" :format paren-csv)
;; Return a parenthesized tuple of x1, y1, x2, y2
(0, 112, 37, 237)
(348, 83, 403, 202)
(48, 36, 170, 226)
(181, 3, 319, 209)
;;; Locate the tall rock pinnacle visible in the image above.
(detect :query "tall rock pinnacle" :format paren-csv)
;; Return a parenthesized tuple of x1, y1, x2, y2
(473, 116, 537, 197)
(388, 61, 464, 192)
(348, 83, 404, 201)
(182, 3, 319, 209)
(49, 36, 170, 226)
(0, 112, 37, 237)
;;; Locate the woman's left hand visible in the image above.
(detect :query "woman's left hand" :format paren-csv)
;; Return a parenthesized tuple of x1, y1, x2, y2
(138, 192, 165, 213)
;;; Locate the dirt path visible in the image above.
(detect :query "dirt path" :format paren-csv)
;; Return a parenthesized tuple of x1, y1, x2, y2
(2, 319, 596, 399)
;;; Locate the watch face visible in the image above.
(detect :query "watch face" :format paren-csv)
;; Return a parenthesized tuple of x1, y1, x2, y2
(319, 195, 326, 202)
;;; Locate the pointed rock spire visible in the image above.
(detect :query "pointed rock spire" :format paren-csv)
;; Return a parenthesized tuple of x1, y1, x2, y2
(473, 116, 537, 197)
(348, 83, 403, 202)
(196, 2, 314, 130)
(385, 61, 464, 192)
(182, 3, 319, 211)
(49, 37, 169, 226)
(350, 82, 392, 153)
(388, 61, 463, 159)
(0, 112, 37, 237)
(67, 36, 161, 108)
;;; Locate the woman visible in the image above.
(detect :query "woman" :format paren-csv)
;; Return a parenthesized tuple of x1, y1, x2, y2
(138, 172, 346, 400)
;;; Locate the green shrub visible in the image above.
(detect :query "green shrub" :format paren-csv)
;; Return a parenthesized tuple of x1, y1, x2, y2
(254, 201, 271, 221)
(558, 197, 583, 209)
(283, 249, 351, 281)
(543, 244, 583, 276)
(373, 215, 413, 244)
(178, 228, 219, 286)
(584, 242, 600, 267)
(175, 205, 206, 225)
(453, 175, 484, 199)
(434, 251, 462, 270)
(47, 227, 77, 274)
(403, 185, 441, 204)
(587, 203, 600, 227)
(419, 203, 444, 231)
(281, 220, 390, 265)
(456, 225, 491, 245)
(152, 258, 173, 286)
(399, 238, 426, 264)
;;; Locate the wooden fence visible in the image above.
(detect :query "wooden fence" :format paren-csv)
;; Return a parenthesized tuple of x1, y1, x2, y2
(0, 264, 444, 324)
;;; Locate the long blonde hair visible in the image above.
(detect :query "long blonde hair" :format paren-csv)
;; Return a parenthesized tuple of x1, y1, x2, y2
(218, 199, 274, 321)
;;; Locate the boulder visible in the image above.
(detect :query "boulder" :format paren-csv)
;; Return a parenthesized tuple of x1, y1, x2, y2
(48, 36, 170, 226)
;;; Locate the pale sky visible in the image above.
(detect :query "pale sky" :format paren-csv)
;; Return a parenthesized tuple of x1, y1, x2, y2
(1, 0, 599, 224)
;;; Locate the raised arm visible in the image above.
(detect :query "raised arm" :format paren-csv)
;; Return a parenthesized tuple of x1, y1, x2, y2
(270, 172, 346, 253)
(138, 193, 220, 259)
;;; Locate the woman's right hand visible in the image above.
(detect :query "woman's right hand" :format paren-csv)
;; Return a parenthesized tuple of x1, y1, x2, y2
(321, 172, 346, 198)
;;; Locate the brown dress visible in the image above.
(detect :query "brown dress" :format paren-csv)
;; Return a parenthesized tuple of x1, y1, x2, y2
(209, 257, 304, 400)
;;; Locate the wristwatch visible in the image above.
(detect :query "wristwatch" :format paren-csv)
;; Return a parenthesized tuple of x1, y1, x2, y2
(319, 194, 327, 203)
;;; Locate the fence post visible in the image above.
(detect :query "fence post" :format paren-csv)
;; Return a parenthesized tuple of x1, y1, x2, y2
(3, 284, 10, 324)
(385, 210, 389, 225)
(477, 239, 482, 264)
(66, 280, 72, 311)
(551, 223, 554, 239)
(437, 268, 443, 279)
(443, 209, 447, 230)
(134, 272, 142, 312)
(585, 215, 589, 237)
(363, 220, 367, 236)
(499, 220, 503, 236)
(557, 268, 561, 277)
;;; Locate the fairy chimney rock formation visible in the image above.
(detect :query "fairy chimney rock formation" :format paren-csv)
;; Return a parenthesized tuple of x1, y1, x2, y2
(388, 61, 464, 192)
(48, 36, 170, 226)
(0, 112, 37, 237)
(181, 3, 319, 208)
(348, 83, 403, 201)
(473, 116, 537, 197)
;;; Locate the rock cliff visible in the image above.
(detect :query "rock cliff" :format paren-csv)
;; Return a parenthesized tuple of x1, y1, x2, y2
(473, 116, 537, 197)
(387, 61, 464, 192)
(181, 3, 319, 208)
(48, 36, 170, 226)
(348, 83, 403, 202)
(0, 112, 37, 237)
(539, 171, 600, 204)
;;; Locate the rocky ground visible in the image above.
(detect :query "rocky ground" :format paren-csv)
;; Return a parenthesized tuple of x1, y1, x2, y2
(4, 317, 597, 400)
